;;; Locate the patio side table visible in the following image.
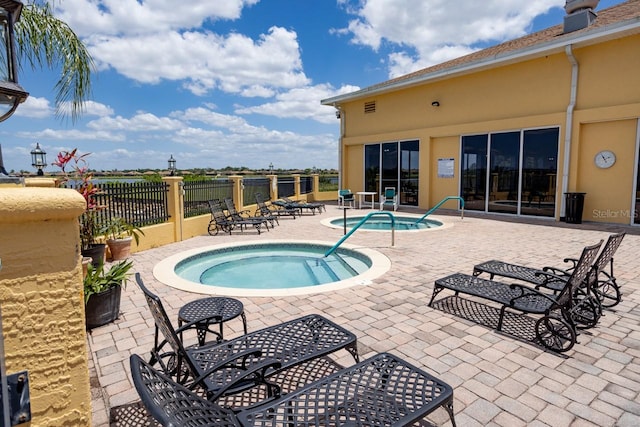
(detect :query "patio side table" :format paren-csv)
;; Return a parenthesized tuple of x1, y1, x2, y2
(178, 297, 248, 346)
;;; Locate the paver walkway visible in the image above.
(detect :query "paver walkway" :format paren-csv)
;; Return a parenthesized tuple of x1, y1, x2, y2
(89, 206, 640, 426)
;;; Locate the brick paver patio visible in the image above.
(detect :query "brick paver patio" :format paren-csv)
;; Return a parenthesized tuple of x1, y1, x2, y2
(89, 206, 640, 426)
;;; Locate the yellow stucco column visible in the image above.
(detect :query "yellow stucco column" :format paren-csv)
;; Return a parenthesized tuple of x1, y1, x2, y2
(162, 176, 184, 243)
(228, 175, 244, 210)
(267, 174, 278, 200)
(0, 187, 91, 426)
(292, 174, 301, 200)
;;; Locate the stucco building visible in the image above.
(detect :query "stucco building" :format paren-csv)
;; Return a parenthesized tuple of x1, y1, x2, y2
(322, 0, 640, 225)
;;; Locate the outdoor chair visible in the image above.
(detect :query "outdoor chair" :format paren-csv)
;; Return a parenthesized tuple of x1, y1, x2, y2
(277, 196, 326, 215)
(135, 273, 359, 404)
(224, 197, 271, 231)
(131, 352, 457, 427)
(474, 232, 625, 310)
(207, 199, 263, 236)
(379, 187, 398, 211)
(254, 192, 298, 220)
(338, 189, 355, 208)
(430, 241, 603, 353)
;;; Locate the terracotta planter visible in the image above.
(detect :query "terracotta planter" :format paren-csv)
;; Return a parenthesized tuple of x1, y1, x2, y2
(107, 237, 133, 261)
(81, 243, 106, 267)
(81, 256, 92, 279)
(85, 285, 122, 330)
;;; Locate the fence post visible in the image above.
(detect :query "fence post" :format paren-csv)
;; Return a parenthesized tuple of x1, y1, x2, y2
(163, 176, 184, 243)
(293, 174, 301, 200)
(311, 173, 320, 202)
(229, 175, 244, 210)
(267, 174, 278, 200)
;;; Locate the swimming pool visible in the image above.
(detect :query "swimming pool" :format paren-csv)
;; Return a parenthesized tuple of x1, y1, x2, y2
(153, 240, 391, 297)
(323, 214, 446, 231)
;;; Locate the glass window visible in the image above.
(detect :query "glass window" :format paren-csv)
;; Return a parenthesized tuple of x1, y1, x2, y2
(400, 140, 419, 206)
(461, 135, 488, 211)
(364, 144, 380, 193)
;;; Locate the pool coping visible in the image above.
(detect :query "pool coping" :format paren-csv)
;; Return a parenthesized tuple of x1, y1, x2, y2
(152, 239, 392, 297)
(321, 212, 454, 232)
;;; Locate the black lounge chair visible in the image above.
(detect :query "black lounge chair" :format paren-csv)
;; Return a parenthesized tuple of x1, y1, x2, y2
(135, 274, 359, 404)
(276, 196, 325, 215)
(430, 241, 602, 353)
(224, 197, 270, 231)
(474, 232, 625, 309)
(131, 352, 457, 427)
(254, 192, 298, 220)
(207, 199, 263, 235)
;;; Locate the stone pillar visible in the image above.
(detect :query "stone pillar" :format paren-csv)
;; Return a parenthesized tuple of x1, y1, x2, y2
(162, 176, 184, 243)
(0, 187, 91, 425)
(311, 173, 320, 202)
(293, 174, 301, 200)
(229, 175, 244, 210)
(267, 174, 278, 200)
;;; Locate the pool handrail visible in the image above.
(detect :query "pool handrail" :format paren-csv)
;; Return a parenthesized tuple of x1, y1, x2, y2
(414, 196, 464, 224)
(324, 211, 396, 257)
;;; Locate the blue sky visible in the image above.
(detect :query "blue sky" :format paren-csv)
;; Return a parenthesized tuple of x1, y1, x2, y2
(1, 0, 626, 173)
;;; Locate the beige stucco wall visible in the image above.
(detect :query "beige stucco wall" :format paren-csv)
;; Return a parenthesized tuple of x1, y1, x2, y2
(0, 187, 91, 426)
(337, 33, 640, 224)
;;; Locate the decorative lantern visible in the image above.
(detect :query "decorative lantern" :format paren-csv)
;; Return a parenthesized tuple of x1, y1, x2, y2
(30, 142, 46, 175)
(167, 154, 176, 176)
(0, 0, 29, 122)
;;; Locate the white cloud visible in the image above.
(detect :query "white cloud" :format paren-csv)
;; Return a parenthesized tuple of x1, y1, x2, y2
(87, 112, 185, 132)
(341, 0, 563, 75)
(14, 97, 53, 118)
(235, 84, 361, 124)
(16, 128, 125, 142)
(86, 27, 309, 96)
(55, 0, 260, 37)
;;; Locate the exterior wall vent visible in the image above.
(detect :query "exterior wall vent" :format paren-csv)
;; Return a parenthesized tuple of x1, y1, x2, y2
(364, 101, 376, 114)
(564, 0, 599, 33)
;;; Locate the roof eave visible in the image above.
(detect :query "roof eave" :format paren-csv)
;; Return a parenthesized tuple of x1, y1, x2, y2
(321, 18, 640, 106)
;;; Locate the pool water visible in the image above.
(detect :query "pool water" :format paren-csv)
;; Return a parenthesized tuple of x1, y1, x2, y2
(330, 216, 442, 230)
(174, 243, 371, 289)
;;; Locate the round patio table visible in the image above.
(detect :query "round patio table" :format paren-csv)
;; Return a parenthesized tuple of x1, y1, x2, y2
(178, 297, 247, 346)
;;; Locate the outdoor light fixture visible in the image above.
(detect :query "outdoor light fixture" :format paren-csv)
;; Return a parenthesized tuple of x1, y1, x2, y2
(335, 110, 341, 119)
(269, 162, 273, 173)
(0, 0, 29, 122)
(431, 101, 440, 107)
(30, 142, 46, 176)
(167, 155, 176, 176)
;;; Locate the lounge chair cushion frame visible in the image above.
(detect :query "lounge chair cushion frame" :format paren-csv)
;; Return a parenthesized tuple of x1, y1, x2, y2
(131, 352, 457, 427)
(430, 241, 603, 353)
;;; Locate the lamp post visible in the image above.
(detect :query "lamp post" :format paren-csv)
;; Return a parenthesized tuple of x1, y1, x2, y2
(0, 0, 29, 122)
(30, 142, 46, 176)
(269, 162, 273, 174)
(167, 154, 176, 176)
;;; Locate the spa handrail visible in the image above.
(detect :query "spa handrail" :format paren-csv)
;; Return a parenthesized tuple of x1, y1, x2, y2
(324, 211, 395, 257)
(414, 196, 465, 224)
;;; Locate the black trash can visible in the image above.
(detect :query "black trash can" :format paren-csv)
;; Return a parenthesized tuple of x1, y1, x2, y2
(564, 192, 586, 224)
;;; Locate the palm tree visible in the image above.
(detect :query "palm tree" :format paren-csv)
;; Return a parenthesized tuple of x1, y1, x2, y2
(14, 1, 94, 122)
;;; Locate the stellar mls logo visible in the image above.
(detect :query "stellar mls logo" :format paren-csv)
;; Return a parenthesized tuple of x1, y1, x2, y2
(592, 209, 638, 219)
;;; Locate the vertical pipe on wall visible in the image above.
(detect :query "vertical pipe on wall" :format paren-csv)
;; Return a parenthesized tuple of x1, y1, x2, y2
(335, 105, 344, 190)
(561, 44, 578, 218)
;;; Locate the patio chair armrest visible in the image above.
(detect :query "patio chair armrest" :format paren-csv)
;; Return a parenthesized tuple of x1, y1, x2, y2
(562, 257, 579, 270)
(534, 269, 570, 289)
(541, 266, 570, 277)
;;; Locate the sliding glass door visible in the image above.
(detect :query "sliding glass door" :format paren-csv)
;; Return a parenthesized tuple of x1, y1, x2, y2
(461, 128, 558, 217)
(364, 140, 419, 206)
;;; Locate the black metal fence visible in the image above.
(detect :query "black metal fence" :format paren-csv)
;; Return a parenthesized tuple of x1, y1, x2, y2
(68, 181, 170, 228)
(300, 176, 313, 195)
(183, 179, 234, 218)
(243, 178, 270, 206)
(277, 177, 295, 198)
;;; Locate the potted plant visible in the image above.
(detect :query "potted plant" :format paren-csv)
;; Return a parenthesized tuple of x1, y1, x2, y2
(84, 259, 133, 330)
(54, 148, 106, 266)
(102, 217, 145, 260)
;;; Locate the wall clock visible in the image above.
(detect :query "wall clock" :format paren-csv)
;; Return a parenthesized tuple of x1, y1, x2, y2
(594, 150, 616, 169)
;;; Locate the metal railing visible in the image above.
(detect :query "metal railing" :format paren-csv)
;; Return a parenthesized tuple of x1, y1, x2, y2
(68, 181, 170, 228)
(414, 196, 465, 223)
(243, 178, 270, 206)
(324, 211, 396, 257)
(277, 177, 295, 198)
(183, 179, 233, 218)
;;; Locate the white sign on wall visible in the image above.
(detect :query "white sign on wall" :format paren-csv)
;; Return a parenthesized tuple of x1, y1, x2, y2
(438, 158, 455, 178)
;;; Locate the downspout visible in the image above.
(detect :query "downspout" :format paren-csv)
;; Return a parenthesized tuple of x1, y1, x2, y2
(561, 44, 578, 218)
(335, 105, 345, 190)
